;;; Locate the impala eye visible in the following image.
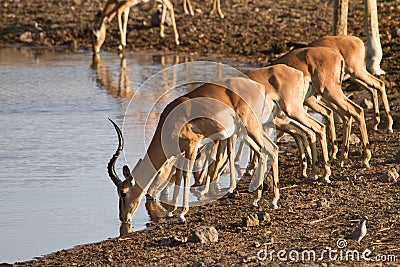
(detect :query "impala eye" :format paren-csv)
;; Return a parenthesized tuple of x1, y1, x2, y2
(120, 192, 127, 198)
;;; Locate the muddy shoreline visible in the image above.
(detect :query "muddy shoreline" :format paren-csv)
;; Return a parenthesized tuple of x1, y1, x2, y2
(2, 0, 400, 266)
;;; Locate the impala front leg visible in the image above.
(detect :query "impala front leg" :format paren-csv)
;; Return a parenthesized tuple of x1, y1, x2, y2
(305, 96, 338, 159)
(227, 135, 237, 194)
(160, 0, 180, 45)
(159, 2, 167, 39)
(270, 145, 279, 209)
(117, 8, 129, 51)
(178, 139, 199, 222)
(261, 134, 280, 209)
(166, 166, 182, 218)
(306, 116, 332, 183)
(249, 133, 279, 209)
(210, 0, 224, 18)
(183, 0, 194, 15)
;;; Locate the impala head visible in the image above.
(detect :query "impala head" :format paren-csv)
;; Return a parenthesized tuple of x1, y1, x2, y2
(92, 11, 108, 53)
(108, 119, 143, 223)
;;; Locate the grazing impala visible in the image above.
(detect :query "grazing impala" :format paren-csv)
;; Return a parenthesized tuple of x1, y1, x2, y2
(93, 0, 179, 53)
(308, 35, 393, 133)
(108, 77, 279, 223)
(199, 65, 327, 198)
(246, 65, 332, 183)
(269, 47, 372, 168)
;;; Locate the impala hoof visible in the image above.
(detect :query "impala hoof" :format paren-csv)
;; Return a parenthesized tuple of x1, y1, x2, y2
(310, 174, 319, 181)
(270, 201, 278, 210)
(321, 177, 332, 184)
(331, 146, 339, 160)
(388, 118, 394, 133)
(338, 160, 345, 168)
(251, 199, 259, 207)
(227, 190, 239, 198)
(362, 162, 371, 168)
(178, 214, 186, 222)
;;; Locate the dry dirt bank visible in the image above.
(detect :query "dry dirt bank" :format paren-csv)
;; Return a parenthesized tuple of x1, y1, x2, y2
(1, 0, 399, 266)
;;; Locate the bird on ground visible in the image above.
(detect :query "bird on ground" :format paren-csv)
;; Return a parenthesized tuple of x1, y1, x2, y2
(345, 215, 368, 244)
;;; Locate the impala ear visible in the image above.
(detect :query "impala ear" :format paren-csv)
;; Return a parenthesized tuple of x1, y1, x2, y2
(123, 165, 133, 182)
(123, 159, 142, 183)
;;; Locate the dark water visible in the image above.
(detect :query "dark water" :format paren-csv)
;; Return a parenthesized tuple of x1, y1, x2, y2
(0, 48, 253, 263)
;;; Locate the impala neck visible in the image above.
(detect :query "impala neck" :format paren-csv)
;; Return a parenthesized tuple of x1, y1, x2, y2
(131, 134, 168, 200)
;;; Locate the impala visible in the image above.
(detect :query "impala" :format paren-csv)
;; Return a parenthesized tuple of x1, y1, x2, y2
(268, 46, 372, 168)
(198, 64, 328, 201)
(246, 65, 332, 183)
(308, 35, 393, 133)
(93, 0, 179, 53)
(108, 77, 279, 223)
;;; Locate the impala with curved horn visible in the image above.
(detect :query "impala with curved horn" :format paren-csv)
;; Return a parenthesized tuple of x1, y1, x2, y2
(108, 77, 279, 223)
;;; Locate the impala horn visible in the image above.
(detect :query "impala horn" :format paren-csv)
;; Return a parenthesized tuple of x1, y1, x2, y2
(108, 118, 124, 188)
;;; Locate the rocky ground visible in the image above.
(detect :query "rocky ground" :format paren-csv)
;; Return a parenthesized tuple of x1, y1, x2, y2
(1, 0, 400, 266)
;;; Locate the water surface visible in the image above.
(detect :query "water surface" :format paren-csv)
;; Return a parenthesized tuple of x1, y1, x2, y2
(0, 48, 252, 263)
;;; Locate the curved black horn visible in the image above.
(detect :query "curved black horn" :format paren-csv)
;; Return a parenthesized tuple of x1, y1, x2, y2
(108, 118, 124, 188)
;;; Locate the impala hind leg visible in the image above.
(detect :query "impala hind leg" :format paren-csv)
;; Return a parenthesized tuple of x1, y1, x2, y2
(270, 145, 279, 209)
(285, 105, 332, 183)
(352, 72, 393, 133)
(262, 133, 280, 209)
(274, 116, 311, 179)
(208, 140, 229, 195)
(323, 93, 371, 167)
(282, 112, 320, 181)
(352, 78, 380, 131)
